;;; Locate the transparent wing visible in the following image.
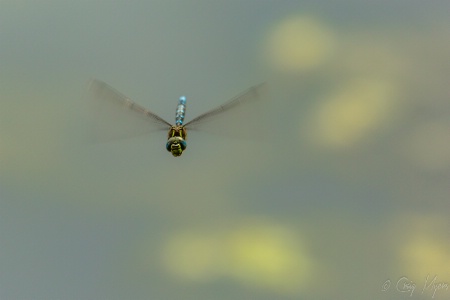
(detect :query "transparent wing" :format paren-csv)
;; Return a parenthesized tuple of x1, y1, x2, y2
(184, 83, 269, 138)
(86, 79, 172, 142)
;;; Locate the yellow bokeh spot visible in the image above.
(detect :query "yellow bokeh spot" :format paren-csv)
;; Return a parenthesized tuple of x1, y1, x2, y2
(265, 15, 335, 72)
(397, 216, 450, 279)
(311, 79, 395, 148)
(162, 220, 314, 295)
(226, 222, 312, 294)
(403, 237, 450, 277)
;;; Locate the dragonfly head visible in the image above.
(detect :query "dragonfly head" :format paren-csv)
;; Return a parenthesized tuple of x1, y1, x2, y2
(166, 136, 187, 157)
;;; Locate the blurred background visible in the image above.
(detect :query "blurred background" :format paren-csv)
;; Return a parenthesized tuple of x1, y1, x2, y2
(1, 1, 450, 299)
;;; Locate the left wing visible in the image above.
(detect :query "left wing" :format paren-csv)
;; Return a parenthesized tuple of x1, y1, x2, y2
(184, 83, 268, 138)
(87, 79, 172, 142)
(184, 83, 267, 127)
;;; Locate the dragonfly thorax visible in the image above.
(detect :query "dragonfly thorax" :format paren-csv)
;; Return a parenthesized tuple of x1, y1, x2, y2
(166, 126, 187, 157)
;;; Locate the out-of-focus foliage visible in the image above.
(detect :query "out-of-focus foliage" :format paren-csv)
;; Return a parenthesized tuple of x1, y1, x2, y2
(1, 2, 450, 300)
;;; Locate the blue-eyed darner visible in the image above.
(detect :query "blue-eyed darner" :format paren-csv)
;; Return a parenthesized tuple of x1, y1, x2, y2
(88, 79, 267, 157)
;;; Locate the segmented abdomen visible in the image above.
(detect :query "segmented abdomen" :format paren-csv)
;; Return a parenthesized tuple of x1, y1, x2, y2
(175, 96, 186, 125)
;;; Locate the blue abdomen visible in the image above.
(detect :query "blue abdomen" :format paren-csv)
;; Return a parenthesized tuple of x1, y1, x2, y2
(175, 96, 186, 125)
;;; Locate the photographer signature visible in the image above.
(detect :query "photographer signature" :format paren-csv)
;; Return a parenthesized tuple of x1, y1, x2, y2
(382, 274, 449, 298)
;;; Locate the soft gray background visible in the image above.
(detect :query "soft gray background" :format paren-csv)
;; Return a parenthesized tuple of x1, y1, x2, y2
(1, 1, 450, 299)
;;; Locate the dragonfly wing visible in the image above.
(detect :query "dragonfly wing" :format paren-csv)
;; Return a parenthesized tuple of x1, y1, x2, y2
(86, 79, 171, 142)
(184, 83, 269, 138)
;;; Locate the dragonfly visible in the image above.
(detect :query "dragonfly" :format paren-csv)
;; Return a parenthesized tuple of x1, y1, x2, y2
(88, 79, 267, 157)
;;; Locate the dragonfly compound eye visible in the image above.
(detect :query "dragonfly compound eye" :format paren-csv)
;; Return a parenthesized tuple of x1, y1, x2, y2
(166, 137, 187, 153)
